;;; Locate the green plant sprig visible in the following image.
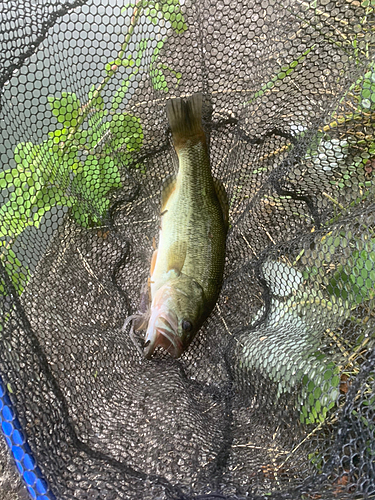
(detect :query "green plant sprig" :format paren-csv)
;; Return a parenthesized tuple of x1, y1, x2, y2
(61, 1, 144, 153)
(62, 0, 186, 151)
(245, 45, 316, 105)
(0, 0, 187, 295)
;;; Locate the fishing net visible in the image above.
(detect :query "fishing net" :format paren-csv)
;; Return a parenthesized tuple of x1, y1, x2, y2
(0, 0, 375, 499)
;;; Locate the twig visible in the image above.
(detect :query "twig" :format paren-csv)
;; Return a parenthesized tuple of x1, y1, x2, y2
(216, 304, 244, 348)
(76, 247, 110, 296)
(322, 192, 345, 210)
(276, 416, 336, 471)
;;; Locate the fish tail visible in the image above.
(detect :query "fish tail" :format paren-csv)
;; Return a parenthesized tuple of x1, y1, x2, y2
(166, 93, 206, 150)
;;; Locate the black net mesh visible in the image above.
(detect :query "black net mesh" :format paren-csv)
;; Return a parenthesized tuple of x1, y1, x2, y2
(1, 0, 375, 498)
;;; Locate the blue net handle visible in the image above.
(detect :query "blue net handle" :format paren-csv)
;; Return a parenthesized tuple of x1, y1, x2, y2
(0, 376, 55, 500)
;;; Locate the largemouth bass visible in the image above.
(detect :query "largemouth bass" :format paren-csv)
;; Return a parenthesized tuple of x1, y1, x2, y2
(127, 93, 228, 358)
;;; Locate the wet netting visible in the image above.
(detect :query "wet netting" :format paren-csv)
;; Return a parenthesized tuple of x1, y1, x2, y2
(1, 0, 375, 499)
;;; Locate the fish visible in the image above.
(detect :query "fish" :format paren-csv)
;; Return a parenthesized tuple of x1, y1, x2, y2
(126, 93, 228, 359)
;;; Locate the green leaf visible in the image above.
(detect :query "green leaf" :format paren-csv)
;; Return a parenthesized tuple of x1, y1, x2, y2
(159, 0, 187, 33)
(71, 197, 111, 227)
(111, 79, 132, 111)
(0, 165, 29, 189)
(151, 40, 165, 63)
(48, 127, 69, 146)
(88, 110, 108, 130)
(142, 0, 187, 33)
(19, 137, 74, 189)
(0, 197, 35, 241)
(326, 237, 375, 304)
(0, 183, 74, 243)
(70, 155, 121, 227)
(108, 113, 143, 151)
(0, 136, 82, 244)
(14, 142, 47, 175)
(48, 92, 81, 128)
(300, 362, 340, 425)
(31, 187, 73, 218)
(105, 62, 116, 75)
(150, 67, 169, 92)
(0, 257, 30, 296)
(353, 61, 375, 111)
(135, 39, 149, 67)
(121, 2, 137, 13)
(123, 54, 135, 67)
(77, 156, 121, 195)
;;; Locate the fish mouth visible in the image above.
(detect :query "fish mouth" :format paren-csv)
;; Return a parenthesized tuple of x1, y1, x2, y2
(143, 312, 183, 359)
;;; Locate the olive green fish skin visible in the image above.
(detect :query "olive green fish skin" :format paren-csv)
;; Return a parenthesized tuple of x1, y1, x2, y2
(143, 93, 228, 358)
(151, 140, 227, 307)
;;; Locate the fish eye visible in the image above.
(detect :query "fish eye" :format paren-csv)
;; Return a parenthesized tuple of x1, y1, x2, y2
(181, 319, 193, 332)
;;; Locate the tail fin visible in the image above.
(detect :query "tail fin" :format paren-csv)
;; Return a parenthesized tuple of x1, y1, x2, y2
(166, 93, 205, 149)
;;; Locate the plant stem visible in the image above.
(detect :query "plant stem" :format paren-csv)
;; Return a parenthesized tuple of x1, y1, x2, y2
(118, 3, 143, 60)
(320, 111, 375, 132)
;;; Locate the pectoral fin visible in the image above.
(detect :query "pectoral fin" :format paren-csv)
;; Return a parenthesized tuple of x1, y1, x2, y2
(166, 240, 187, 275)
(150, 249, 158, 276)
(214, 177, 229, 230)
(136, 283, 151, 330)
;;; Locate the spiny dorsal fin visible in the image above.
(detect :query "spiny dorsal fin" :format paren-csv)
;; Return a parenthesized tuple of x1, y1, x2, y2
(166, 93, 206, 150)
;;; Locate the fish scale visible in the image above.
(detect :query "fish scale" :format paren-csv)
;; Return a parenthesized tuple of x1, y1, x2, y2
(153, 141, 226, 304)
